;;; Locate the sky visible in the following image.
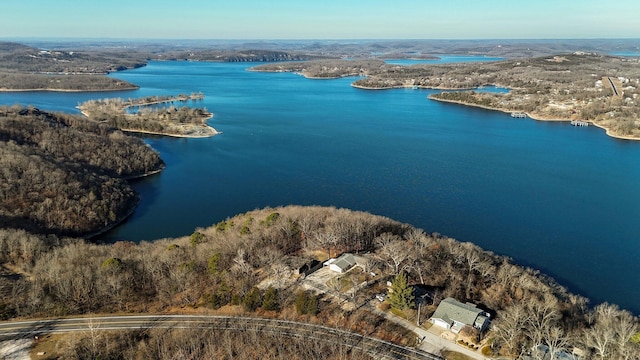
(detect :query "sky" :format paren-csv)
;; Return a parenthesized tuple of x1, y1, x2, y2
(1, 0, 639, 40)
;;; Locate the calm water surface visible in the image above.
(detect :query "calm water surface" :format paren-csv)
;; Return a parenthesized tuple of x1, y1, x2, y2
(1, 58, 639, 314)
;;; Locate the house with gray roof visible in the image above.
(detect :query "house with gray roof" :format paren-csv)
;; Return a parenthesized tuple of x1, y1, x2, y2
(429, 297, 490, 333)
(323, 253, 357, 273)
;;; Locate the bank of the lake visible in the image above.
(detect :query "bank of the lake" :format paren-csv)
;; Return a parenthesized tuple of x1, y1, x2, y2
(1, 59, 638, 315)
(428, 96, 640, 141)
(0, 86, 139, 92)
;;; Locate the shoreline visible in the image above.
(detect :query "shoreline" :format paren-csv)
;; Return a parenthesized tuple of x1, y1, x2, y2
(0, 86, 139, 93)
(85, 164, 167, 240)
(427, 96, 640, 141)
(119, 125, 219, 138)
(123, 164, 166, 181)
(79, 107, 219, 138)
(83, 197, 141, 240)
(351, 83, 500, 91)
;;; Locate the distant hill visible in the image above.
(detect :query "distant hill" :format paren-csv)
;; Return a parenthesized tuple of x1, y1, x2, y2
(0, 41, 146, 74)
(0, 41, 37, 52)
(0, 41, 144, 91)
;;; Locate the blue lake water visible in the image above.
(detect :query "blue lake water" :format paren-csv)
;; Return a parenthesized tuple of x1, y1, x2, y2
(609, 51, 640, 57)
(1, 59, 639, 314)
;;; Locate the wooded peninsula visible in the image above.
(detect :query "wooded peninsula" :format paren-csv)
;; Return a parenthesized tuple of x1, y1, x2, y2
(0, 106, 164, 236)
(78, 94, 218, 138)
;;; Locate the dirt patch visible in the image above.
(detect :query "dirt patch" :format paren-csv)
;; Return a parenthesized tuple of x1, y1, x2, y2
(442, 330, 457, 341)
(428, 325, 446, 336)
(0, 339, 32, 360)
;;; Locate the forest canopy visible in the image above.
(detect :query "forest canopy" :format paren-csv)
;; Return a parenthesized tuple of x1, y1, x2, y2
(0, 106, 164, 236)
(0, 205, 637, 359)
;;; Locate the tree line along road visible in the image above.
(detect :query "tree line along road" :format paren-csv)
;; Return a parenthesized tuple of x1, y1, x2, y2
(0, 315, 444, 360)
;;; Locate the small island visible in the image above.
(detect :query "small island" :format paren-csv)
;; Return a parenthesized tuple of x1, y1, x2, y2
(78, 93, 219, 138)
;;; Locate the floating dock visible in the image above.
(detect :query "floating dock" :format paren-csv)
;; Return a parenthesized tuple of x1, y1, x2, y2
(571, 120, 589, 127)
(511, 112, 527, 118)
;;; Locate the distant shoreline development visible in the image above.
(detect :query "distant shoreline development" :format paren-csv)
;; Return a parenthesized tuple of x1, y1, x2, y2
(253, 54, 640, 141)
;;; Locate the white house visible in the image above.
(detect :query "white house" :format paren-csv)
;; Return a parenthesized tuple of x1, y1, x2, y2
(324, 253, 357, 273)
(430, 297, 491, 333)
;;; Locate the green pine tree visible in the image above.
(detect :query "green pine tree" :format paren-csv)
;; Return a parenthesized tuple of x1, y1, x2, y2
(295, 291, 308, 315)
(262, 286, 279, 311)
(294, 291, 319, 315)
(243, 287, 262, 312)
(207, 253, 221, 275)
(387, 272, 415, 311)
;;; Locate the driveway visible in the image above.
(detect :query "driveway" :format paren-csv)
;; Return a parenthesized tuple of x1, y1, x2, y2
(366, 300, 489, 360)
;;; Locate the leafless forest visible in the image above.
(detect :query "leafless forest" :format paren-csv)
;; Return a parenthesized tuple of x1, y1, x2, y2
(0, 106, 164, 235)
(0, 206, 637, 358)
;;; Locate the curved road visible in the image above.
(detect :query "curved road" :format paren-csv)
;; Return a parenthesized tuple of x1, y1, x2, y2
(0, 315, 443, 360)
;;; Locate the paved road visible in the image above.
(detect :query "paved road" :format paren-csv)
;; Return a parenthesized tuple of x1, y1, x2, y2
(0, 315, 443, 360)
(606, 76, 621, 96)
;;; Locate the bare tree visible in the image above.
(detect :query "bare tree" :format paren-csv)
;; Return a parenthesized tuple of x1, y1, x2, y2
(583, 303, 640, 360)
(526, 295, 562, 348)
(545, 326, 571, 360)
(377, 239, 410, 275)
(313, 230, 338, 256)
(493, 302, 530, 357)
(583, 321, 615, 359)
(582, 303, 621, 359)
(230, 248, 252, 276)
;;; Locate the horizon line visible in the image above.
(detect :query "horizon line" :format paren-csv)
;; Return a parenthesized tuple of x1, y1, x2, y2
(2, 37, 640, 42)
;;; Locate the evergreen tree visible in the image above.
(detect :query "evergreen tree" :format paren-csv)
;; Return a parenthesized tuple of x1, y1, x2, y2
(388, 272, 415, 311)
(262, 286, 279, 311)
(243, 287, 262, 311)
(207, 253, 221, 275)
(295, 291, 319, 315)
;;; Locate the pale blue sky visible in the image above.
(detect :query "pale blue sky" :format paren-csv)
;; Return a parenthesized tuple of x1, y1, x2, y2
(1, 0, 638, 39)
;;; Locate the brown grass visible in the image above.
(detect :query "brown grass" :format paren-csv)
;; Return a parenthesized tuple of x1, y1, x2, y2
(30, 333, 67, 359)
(441, 350, 476, 360)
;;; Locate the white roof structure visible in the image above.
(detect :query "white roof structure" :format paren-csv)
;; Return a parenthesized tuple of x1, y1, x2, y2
(324, 253, 357, 273)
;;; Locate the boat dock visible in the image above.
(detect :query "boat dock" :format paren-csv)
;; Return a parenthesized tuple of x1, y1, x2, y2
(511, 112, 527, 118)
(571, 120, 589, 127)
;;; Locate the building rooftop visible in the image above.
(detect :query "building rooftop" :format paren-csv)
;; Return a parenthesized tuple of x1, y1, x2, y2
(431, 297, 485, 326)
